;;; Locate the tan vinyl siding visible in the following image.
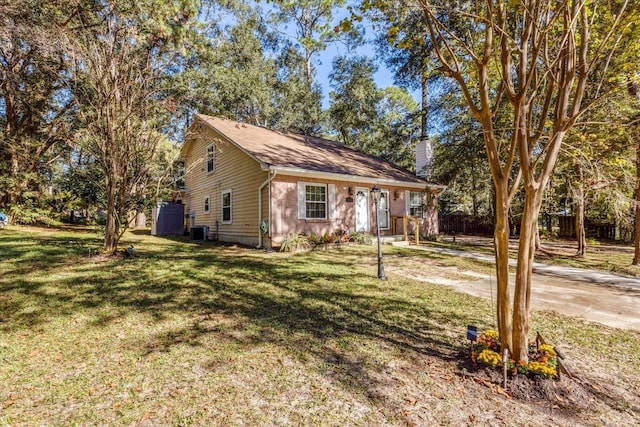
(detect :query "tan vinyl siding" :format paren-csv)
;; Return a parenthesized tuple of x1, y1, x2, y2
(183, 122, 267, 245)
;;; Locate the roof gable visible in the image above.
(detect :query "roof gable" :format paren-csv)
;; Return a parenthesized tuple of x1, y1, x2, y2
(192, 114, 434, 187)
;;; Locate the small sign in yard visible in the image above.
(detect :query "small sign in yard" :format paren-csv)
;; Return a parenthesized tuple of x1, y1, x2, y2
(466, 325, 477, 341)
(467, 325, 477, 361)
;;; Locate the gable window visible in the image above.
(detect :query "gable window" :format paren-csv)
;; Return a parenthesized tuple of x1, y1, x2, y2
(206, 143, 216, 174)
(305, 184, 327, 219)
(204, 195, 210, 214)
(408, 191, 423, 217)
(221, 190, 232, 223)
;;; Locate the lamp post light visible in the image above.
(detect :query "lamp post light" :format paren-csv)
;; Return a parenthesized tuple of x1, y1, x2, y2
(370, 185, 386, 280)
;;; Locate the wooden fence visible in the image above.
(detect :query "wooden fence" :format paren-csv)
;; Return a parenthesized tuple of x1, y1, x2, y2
(440, 213, 631, 242)
(438, 214, 494, 235)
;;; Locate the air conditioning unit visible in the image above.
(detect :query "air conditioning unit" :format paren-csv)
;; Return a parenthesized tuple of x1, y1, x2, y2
(190, 225, 209, 241)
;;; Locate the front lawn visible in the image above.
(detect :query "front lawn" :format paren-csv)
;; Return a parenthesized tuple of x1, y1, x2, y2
(1, 227, 638, 426)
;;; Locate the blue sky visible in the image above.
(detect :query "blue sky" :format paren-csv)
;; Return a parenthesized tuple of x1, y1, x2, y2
(315, 38, 400, 108)
(248, 1, 415, 108)
(213, 2, 420, 110)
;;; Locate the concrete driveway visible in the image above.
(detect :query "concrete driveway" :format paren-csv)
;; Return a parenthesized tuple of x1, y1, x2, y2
(394, 245, 640, 333)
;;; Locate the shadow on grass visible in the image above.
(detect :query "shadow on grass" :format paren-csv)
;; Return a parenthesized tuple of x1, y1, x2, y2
(6, 227, 624, 424)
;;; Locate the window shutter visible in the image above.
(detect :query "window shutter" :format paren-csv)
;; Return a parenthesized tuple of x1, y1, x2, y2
(405, 190, 410, 215)
(298, 182, 306, 219)
(328, 184, 336, 219)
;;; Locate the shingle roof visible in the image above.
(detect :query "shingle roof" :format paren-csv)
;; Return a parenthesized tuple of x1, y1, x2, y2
(194, 114, 439, 187)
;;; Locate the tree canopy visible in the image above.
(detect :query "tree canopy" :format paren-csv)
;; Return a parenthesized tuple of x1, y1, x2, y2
(1, 0, 640, 279)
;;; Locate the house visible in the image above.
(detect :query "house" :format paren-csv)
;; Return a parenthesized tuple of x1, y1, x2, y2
(180, 114, 445, 248)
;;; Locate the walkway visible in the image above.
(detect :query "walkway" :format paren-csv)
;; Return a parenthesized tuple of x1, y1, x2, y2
(411, 245, 640, 289)
(393, 244, 640, 332)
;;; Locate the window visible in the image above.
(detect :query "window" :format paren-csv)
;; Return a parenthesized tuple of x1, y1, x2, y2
(305, 184, 326, 219)
(206, 143, 216, 174)
(221, 190, 232, 223)
(203, 195, 210, 214)
(378, 190, 390, 229)
(408, 191, 423, 217)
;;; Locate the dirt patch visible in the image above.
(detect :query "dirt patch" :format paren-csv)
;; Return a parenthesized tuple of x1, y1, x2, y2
(451, 357, 640, 426)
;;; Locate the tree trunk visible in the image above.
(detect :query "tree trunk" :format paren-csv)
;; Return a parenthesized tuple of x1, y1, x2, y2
(471, 169, 478, 217)
(421, 71, 428, 140)
(575, 193, 586, 256)
(512, 186, 543, 363)
(8, 152, 21, 208)
(135, 211, 146, 228)
(493, 179, 513, 353)
(575, 166, 586, 257)
(104, 177, 120, 255)
(634, 133, 640, 264)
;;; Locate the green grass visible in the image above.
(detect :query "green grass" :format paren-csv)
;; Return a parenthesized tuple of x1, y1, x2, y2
(1, 226, 638, 425)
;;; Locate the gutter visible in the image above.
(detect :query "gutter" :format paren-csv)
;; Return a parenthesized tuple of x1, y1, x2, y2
(257, 169, 277, 249)
(265, 165, 446, 192)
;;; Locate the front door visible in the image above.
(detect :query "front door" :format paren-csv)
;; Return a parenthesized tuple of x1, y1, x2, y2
(355, 188, 369, 232)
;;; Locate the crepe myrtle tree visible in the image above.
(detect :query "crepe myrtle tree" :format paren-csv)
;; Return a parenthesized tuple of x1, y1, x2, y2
(71, 0, 198, 254)
(411, 0, 634, 362)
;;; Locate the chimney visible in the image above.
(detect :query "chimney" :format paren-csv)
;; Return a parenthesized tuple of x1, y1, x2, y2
(415, 137, 433, 179)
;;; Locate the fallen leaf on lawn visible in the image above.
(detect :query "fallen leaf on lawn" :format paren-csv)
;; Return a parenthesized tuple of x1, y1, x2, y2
(473, 377, 493, 389)
(404, 398, 417, 406)
(2, 398, 15, 409)
(496, 386, 512, 399)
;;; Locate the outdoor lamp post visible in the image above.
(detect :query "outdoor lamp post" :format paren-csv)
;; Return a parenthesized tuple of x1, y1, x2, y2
(370, 185, 386, 280)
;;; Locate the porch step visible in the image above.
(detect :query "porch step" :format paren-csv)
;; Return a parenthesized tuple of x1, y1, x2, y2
(379, 235, 408, 244)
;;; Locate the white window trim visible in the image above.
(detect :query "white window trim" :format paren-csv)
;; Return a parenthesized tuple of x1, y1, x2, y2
(378, 189, 390, 230)
(221, 189, 232, 224)
(406, 190, 423, 217)
(205, 142, 216, 175)
(203, 194, 210, 214)
(298, 182, 328, 220)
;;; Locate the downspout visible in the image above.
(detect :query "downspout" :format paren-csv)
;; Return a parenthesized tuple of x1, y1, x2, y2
(258, 169, 277, 248)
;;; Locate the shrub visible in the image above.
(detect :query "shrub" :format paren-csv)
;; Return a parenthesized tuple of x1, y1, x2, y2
(477, 349, 502, 367)
(280, 233, 311, 253)
(9, 205, 60, 226)
(333, 229, 351, 242)
(471, 330, 559, 380)
(322, 232, 335, 243)
(349, 232, 373, 244)
(522, 361, 557, 378)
